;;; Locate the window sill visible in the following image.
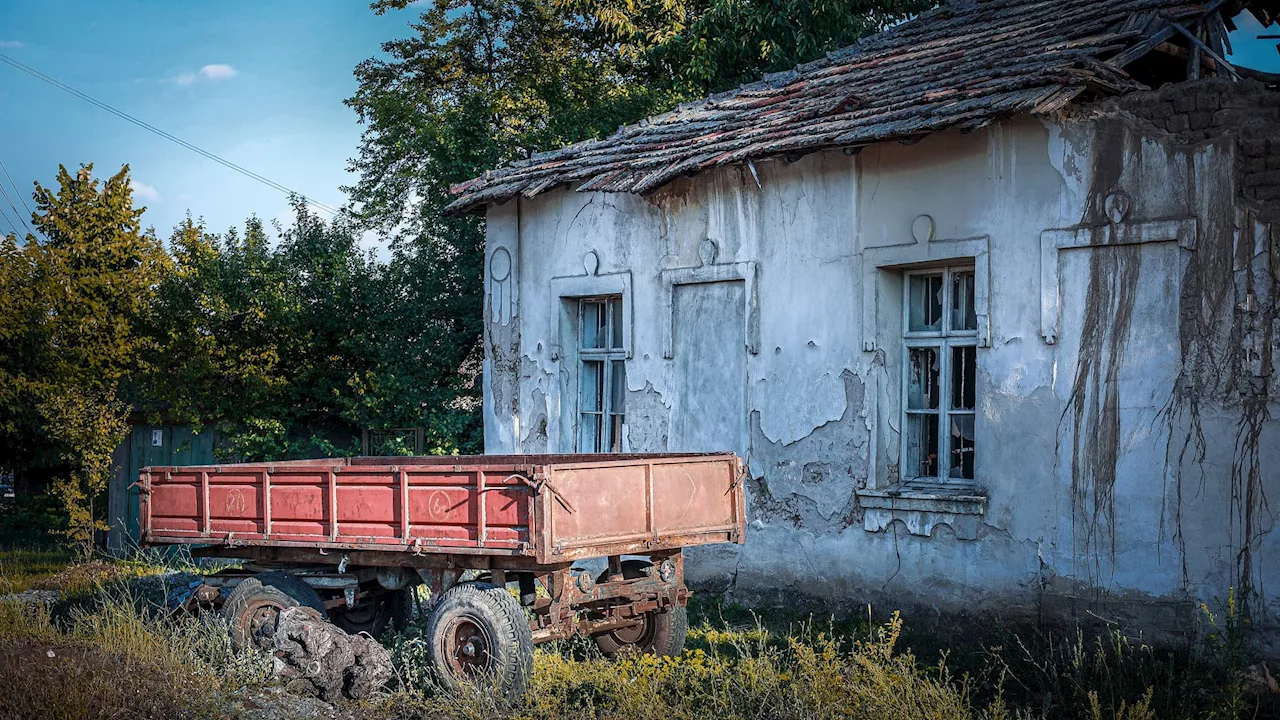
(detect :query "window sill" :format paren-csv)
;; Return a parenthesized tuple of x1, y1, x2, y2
(857, 483, 987, 541)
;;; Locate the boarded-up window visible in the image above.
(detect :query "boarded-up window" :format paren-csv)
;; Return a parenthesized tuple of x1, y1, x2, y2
(579, 297, 625, 452)
(903, 267, 977, 482)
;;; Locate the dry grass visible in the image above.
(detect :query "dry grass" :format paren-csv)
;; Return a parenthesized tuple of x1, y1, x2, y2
(0, 547, 170, 598)
(374, 612, 988, 720)
(1, 550, 1275, 720)
(0, 548, 78, 594)
(0, 553, 271, 720)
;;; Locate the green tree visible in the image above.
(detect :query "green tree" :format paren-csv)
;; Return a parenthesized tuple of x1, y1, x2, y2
(139, 216, 291, 445)
(346, 1, 928, 452)
(145, 200, 474, 460)
(0, 164, 169, 556)
(559, 0, 934, 93)
(345, 1, 683, 453)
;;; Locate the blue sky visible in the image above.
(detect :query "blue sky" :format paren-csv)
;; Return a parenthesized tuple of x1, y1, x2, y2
(0, 1, 409, 252)
(0, 3, 1277, 255)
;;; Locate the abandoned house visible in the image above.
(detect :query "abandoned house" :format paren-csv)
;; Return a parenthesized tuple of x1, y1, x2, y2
(448, 0, 1280, 645)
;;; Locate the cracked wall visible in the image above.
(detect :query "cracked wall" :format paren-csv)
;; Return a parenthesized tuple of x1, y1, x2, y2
(483, 80, 1280, 643)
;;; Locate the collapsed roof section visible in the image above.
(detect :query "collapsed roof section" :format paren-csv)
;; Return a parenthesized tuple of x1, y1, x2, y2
(447, 0, 1278, 214)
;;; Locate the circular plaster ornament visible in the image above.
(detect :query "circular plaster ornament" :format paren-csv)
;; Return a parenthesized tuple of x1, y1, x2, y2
(489, 247, 511, 282)
(912, 214, 935, 244)
(698, 238, 719, 266)
(1104, 191, 1131, 224)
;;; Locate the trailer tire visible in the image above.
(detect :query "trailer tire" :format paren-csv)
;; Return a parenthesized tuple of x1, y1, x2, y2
(223, 572, 326, 649)
(593, 560, 688, 658)
(331, 587, 415, 637)
(424, 582, 532, 697)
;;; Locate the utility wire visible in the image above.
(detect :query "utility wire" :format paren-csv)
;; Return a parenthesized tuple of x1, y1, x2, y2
(0, 157, 36, 222)
(0, 181, 34, 237)
(0, 157, 48, 241)
(0, 52, 341, 216)
(0, 198, 20, 239)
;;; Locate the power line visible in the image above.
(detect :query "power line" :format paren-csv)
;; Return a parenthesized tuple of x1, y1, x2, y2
(0, 158, 36, 237)
(0, 198, 20, 239)
(0, 181, 34, 237)
(0, 157, 36, 222)
(0, 52, 341, 216)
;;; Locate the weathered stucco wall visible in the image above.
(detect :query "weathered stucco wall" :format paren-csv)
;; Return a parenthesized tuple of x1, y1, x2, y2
(482, 79, 1280, 643)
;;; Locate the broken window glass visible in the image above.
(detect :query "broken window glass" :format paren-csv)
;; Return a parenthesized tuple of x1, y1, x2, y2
(609, 298, 624, 349)
(609, 360, 626, 452)
(908, 273, 943, 332)
(578, 296, 625, 453)
(950, 346, 975, 410)
(950, 415, 975, 480)
(901, 266, 978, 483)
(950, 270, 977, 331)
(579, 360, 604, 451)
(581, 301, 606, 349)
(905, 413, 939, 478)
(907, 347, 940, 410)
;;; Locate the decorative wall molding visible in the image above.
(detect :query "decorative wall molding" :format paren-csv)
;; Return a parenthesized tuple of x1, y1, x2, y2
(858, 488, 988, 540)
(1039, 217, 1197, 344)
(659, 242, 759, 359)
(488, 246, 516, 326)
(861, 234, 992, 352)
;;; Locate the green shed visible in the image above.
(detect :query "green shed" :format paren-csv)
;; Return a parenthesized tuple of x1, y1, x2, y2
(107, 424, 216, 555)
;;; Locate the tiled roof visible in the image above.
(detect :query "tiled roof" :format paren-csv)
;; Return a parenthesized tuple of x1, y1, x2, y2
(447, 0, 1270, 213)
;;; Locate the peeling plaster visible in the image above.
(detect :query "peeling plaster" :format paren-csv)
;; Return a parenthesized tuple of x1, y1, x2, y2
(483, 91, 1280, 640)
(748, 370, 869, 530)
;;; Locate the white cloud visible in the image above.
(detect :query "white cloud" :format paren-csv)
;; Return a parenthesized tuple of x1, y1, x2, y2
(0, 41, 24, 48)
(172, 63, 238, 86)
(129, 179, 160, 203)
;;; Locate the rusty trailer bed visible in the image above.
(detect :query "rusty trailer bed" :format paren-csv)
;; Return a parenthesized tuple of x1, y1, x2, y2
(140, 453, 746, 565)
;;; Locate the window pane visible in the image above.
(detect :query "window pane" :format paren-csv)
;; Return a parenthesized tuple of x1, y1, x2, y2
(582, 301, 606, 349)
(580, 414, 601, 452)
(949, 414, 975, 480)
(950, 346, 976, 410)
(907, 347, 940, 410)
(609, 298, 624, 349)
(608, 414, 624, 452)
(610, 360, 626, 411)
(905, 413, 939, 478)
(581, 360, 603, 413)
(950, 270, 977, 331)
(908, 274, 943, 332)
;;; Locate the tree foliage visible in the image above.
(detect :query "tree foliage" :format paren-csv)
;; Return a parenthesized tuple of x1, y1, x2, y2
(342, 1, 928, 451)
(144, 200, 483, 460)
(0, 165, 169, 556)
(559, 0, 933, 93)
(0, 2, 932, 552)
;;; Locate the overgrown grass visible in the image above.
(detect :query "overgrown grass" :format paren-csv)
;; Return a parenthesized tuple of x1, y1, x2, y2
(374, 612, 984, 720)
(0, 584, 272, 719)
(1, 550, 1275, 720)
(0, 547, 78, 594)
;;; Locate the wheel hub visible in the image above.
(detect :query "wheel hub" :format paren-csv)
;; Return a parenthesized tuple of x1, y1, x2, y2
(243, 600, 286, 648)
(604, 607, 655, 648)
(447, 618, 493, 677)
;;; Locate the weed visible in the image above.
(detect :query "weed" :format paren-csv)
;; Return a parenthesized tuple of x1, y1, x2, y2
(2, 551, 1276, 720)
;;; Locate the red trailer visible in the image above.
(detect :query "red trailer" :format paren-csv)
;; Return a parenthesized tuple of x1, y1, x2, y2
(140, 452, 745, 693)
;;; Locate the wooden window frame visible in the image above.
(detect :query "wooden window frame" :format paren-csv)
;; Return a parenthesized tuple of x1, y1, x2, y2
(900, 266, 978, 485)
(577, 296, 626, 453)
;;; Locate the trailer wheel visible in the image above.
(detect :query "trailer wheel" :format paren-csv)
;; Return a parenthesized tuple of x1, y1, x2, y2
(330, 587, 415, 637)
(223, 572, 326, 650)
(424, 582, 532, 696)
(593, 560, 688, 658)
